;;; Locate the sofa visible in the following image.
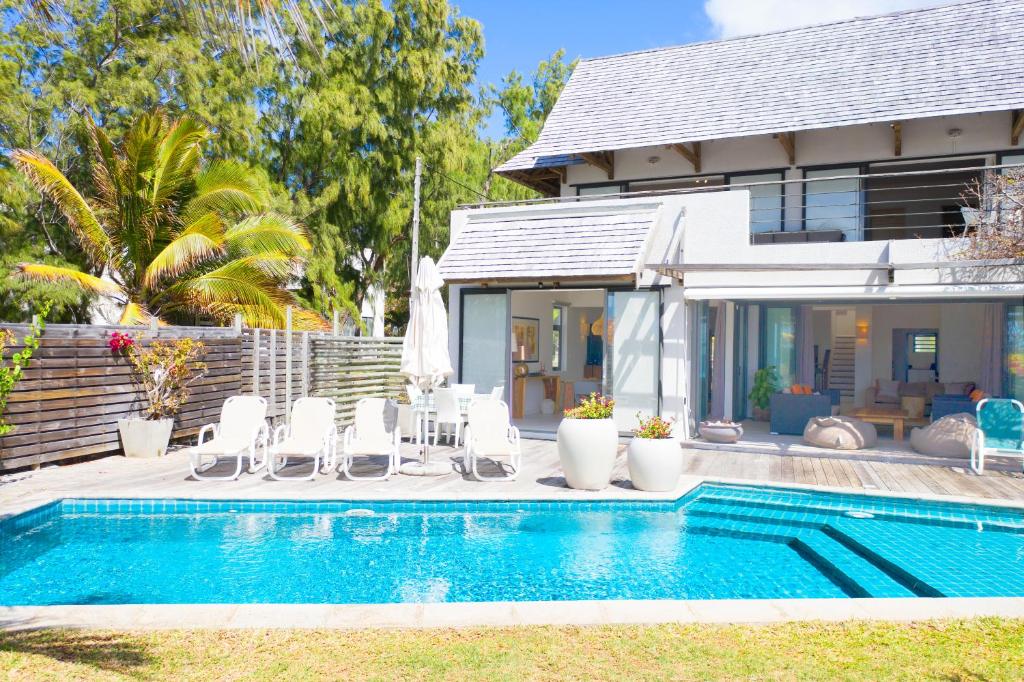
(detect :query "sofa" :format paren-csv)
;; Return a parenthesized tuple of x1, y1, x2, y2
(930, 395, 976, 422)
(864, 380, 976, 416)
(770, 392, 835, 436)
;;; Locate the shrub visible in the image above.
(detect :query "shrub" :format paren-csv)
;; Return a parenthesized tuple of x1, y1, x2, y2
(123, 336, 207, 420)
(564, 392, 614, 419)
(749, 366, 780, 411)
(0, 302, 51, 435)
(633, 413, 674, 439)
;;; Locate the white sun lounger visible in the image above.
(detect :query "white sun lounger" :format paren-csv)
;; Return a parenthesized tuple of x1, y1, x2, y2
(267, 397, 338, 481)
(463, 399, 521, 481)
(189, 395, 269, 481)
(340, 398, 401, 480)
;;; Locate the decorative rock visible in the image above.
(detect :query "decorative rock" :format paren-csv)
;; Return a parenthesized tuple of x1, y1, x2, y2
(803, 416, 877, 450)
(910, 413, 978, 457)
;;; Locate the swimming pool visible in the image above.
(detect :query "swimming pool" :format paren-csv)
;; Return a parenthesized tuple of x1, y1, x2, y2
(1, 484, 1022, 605)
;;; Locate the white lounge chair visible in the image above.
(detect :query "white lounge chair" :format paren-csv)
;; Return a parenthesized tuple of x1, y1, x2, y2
(490, 385, 504, 399)
(267, 397, 338, 481)
(340, 398, 400, 480)
(463, 399, 521, 481)
(189, 395, 269, 481)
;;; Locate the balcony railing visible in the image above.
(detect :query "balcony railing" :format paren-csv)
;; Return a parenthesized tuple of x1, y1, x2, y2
(462, 162, 1022, 245)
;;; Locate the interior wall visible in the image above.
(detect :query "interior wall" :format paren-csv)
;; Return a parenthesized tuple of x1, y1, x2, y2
(509, 289, 605, 377)
(868, 303, 984, 384)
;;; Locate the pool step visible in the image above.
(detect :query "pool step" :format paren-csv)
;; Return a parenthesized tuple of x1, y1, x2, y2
(791, 533, 917, 598)
(685, 500, 828, 531)
(822, 524, 944, 597)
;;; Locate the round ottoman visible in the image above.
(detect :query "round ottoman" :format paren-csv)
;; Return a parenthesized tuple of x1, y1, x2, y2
(910, 413, 977, 457)
(803, 416, 878, 450)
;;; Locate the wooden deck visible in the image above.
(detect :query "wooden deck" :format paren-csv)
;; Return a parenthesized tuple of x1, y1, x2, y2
(2, 438, 1023, 517)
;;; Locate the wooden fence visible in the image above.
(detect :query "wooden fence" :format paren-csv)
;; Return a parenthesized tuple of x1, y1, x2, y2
(0, 319, 404, 471)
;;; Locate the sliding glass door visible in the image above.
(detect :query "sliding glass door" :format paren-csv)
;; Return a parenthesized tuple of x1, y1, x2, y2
(1006, 304, 1024, 402)
(460, 291, 509, 397)
(761, 305, 797, 388)
(605, 290, 661, 431)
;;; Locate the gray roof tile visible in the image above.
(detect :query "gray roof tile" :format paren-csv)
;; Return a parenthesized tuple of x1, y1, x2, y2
(497, 0, 1024, 172)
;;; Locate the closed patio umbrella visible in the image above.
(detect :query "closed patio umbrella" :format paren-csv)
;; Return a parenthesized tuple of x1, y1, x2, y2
(399, 256, 454, 475)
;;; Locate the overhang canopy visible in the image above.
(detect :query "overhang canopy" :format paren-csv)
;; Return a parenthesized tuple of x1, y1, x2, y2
(438, 203, 662, 284)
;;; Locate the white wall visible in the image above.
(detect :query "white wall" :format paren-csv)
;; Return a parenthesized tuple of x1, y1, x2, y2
(560, 111, 1018, 191)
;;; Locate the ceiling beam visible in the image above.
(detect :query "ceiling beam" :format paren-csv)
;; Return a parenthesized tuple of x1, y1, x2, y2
(670, 142, 701, 173)
(773, 132, 796, 166)
(1012, 110, 1024, 146)
(578, 151, 614, 179)
(503, 170, 560, 197)
(891, 122, 902, 157)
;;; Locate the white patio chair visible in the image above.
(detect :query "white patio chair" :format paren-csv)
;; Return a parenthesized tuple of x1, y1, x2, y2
(267, 397, 338, 481)
(406, 384, 426, 444)
(452, 383, 476, 398)
(189, 396, 269, 481)
(341, 398, 400, 480)
(490, 385, 504, 399)
(463, 399, 521, 481)
(433, 387, 465, 447)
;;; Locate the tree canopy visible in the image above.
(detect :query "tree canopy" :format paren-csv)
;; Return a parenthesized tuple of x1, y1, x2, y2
(0, 0, 575, 330)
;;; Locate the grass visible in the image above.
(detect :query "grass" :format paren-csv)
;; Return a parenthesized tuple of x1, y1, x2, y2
(1, 619, 1023, 681)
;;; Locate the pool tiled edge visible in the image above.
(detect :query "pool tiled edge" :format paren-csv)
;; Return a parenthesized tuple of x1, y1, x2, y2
(3, 597, 1024, 631)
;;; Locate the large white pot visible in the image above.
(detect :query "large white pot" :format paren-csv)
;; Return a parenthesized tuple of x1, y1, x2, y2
(117, 418, 173, 458)
(627, 437, 682, 492)
(557, 418, 618, 490)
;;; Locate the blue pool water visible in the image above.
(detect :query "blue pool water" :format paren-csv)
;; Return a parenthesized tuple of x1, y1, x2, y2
(2, 484, 1023, 605)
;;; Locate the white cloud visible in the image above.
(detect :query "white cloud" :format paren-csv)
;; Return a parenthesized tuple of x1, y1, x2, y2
(704, 0, 947, 39)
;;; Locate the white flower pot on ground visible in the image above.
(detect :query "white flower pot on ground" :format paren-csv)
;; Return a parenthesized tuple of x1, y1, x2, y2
(627, 437, 682, 492)
(117, 418, 174, 458)
(557, 418, 618, 490)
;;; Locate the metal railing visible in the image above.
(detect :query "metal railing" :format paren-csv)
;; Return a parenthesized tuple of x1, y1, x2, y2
(462, 162, 1022, 245)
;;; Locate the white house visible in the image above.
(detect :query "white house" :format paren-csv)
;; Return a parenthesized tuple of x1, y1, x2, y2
(438, 0, 1024, 440)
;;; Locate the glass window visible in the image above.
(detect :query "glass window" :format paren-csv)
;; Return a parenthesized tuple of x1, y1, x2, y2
(1006, 304, 1024, 402)
(805, 167, 862, 241)
(460, 292, 508, 394)
(606, 290, 661, 431)
(731, 172, 783, 233)
(911, 332, 937, 354)
(762, 305, 797, 387)
(551, 305, 564, 372)
(577, 184, 625, 197)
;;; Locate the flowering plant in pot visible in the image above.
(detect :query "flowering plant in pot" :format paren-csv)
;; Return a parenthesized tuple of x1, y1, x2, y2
(627, 413, 681, 492)
(116, 335, 206, 458)
(556, 393, 618, 490)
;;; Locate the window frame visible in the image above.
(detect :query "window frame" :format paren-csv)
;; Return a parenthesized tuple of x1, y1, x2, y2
(551, 304, 565, 372)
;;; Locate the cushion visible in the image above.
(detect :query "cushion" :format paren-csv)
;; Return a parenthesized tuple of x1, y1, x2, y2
(875, 379, 901, 404)
(804, 417, 878, 450)
(969, 388, 986, 402)
(945, 382, 975, 396)
(910, 413, 978, 457)
(925, 382, 946, 402)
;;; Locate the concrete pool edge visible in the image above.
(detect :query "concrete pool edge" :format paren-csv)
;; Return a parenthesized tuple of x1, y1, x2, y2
(3, 597, 1024, 630)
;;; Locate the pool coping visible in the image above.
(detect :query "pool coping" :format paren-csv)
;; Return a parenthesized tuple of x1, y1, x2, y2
(2, 597, 1024, 631)
(3, 477, 1024, 630)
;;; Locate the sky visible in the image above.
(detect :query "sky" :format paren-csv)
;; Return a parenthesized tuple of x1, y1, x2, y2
(456, 0, 947, 136)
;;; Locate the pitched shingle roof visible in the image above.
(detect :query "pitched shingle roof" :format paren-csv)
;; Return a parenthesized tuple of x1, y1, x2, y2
(497, 0, 1024, 173)
(438, 203, 662, 282)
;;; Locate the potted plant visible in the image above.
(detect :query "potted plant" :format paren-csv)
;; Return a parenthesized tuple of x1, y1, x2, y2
(556, 393, 618, 490)
(627, 413, 681, 492)
(748, 365, 779, 421)
(115, 334, 206, 458)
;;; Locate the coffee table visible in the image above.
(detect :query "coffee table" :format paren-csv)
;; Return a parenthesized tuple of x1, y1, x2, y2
(848, 407, 928, 442)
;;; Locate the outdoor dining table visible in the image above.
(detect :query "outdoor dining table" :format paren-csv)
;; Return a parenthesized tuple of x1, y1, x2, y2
(409, 392, 491, 444)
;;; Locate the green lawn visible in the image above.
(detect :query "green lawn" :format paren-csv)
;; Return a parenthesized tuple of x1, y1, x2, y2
(1, 619, 1022, 681)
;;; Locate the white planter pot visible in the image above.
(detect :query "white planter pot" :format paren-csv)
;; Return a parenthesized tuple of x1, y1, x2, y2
(627, 437, 682, 492)
(557, 418, 618, 490)
(117, 418, 173, 458)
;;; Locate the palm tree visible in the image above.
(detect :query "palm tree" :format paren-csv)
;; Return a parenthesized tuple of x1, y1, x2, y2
(12, 109, 316, 328)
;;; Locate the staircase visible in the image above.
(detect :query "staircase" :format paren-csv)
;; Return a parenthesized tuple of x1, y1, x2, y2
(828, 336, 856, 399)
